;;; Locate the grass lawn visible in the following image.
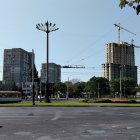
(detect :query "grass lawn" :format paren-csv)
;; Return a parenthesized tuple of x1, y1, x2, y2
(0, 100, 140, 107)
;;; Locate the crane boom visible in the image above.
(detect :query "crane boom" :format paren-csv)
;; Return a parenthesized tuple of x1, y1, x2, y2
(131, 39, 140, 48)
(114, 24, 136, 35)
(134, 46, 140, 48)
(114, 23, 136, 47)
(62, 65, 85, 68)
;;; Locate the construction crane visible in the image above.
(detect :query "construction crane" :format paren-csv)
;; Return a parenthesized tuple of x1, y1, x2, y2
(131, 39, 140, 48)
(124, 39, 140, 48)
(114, 23, 136, 47)
(62, 65, 85, 68)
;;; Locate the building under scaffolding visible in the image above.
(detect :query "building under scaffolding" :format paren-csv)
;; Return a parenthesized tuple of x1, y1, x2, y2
(102, 42, 137, 84)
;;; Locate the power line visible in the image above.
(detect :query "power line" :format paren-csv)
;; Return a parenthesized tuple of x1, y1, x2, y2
(66, 28, 114, 64)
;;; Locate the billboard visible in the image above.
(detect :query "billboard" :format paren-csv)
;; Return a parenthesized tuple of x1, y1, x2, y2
(22, 82, 32, 90)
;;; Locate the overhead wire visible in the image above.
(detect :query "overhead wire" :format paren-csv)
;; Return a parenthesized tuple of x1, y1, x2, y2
(66, 27, 114, 64)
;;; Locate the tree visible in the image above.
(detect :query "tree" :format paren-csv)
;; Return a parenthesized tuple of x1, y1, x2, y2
(65, 81, 74, 98)
(85, 76, 109, 98)
(110, 77, 137, 97)
(53, 82, 67, 97)
(119, 0, 140, 15)
(28, 64, 39, 104)
(29, 64, 39, 82)
(72, 82, 86, 97)
(110, 79, 120, 97)
(122, 77, 137, 96)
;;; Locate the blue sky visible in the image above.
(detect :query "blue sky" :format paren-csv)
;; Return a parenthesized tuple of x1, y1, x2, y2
(0, 0, 140, 83)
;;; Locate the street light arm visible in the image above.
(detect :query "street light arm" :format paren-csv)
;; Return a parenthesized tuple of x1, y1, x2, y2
(51, 28, 59, 32)
(36, 25, 40, 30)
(36, 22, 59, 33)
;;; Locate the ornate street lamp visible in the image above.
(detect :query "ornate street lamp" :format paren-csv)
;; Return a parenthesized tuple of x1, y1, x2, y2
(36, 21, 59, 102)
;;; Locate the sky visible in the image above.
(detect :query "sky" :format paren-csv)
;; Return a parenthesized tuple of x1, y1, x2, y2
(0, 0, 140, 83)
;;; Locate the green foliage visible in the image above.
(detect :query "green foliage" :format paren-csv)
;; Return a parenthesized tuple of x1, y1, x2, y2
(53, 81, 86, 97)
(72, 82, 86, 97)
(29, 64, 39, 82)
(79, 99, 89, 103)
(110, 79, 120, 94)
(93, 99, 112, 103)
(129, 99, 137, 103)
(119, 0, 140, 15)
(85, 76, 109, 97)
(110, 77, 137, 97)
(0, 100, 140, 107)
(54, 82, 67, 94)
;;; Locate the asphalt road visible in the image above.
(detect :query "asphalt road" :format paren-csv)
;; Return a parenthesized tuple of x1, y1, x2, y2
(0, 107, 140, 140)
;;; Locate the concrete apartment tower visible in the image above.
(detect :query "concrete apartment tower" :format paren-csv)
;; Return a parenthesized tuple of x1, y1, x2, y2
(3, 48, 33, 86)
(102, 42, 137, 84)
(41, 63, 61, 83)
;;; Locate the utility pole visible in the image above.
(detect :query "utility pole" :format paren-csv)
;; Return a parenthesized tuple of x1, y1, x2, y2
(120, 65, 122, 99)
(39, 80, 42, 102)
(32, 49, 35, 105)
(97, 82, 100, 98)
(36, 21, 59, 103)
(66, 77, 69, 100)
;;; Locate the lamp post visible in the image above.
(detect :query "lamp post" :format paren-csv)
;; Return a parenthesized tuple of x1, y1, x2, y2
(32, 49, 35, 105)
(36, 21, 59, 103)
(66, 77, 69, 100)
(120, 65, 122, 98)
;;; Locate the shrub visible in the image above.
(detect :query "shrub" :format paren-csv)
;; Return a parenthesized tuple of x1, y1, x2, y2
(79, 99, 89, 103)
(129, 99, 137, 103)
(93, 99, 112, 103)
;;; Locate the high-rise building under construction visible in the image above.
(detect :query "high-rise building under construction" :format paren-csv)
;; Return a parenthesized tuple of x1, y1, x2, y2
(102, 42, 137, 84)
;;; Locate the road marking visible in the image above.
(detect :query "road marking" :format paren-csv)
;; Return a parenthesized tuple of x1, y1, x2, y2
(51, 111, 62, 121)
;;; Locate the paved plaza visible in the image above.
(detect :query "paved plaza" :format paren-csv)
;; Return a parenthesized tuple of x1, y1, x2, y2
(0, 107, 140, 140)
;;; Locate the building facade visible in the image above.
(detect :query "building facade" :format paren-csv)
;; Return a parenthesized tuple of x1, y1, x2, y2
(41, 63, 61, 83)
(102, 42, 137, 84)
(3, 48, 33, 86)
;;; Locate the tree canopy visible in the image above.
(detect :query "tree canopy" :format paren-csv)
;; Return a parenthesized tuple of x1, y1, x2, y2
(85, 76, 109, 98)
(29, 64, 39, 82)
(119, 0, 140, 15)
(54, 82, 67, 94)
(110, 77, 137, 97)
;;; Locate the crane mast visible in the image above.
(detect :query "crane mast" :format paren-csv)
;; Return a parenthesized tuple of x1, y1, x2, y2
(114, 23, 136, 47)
